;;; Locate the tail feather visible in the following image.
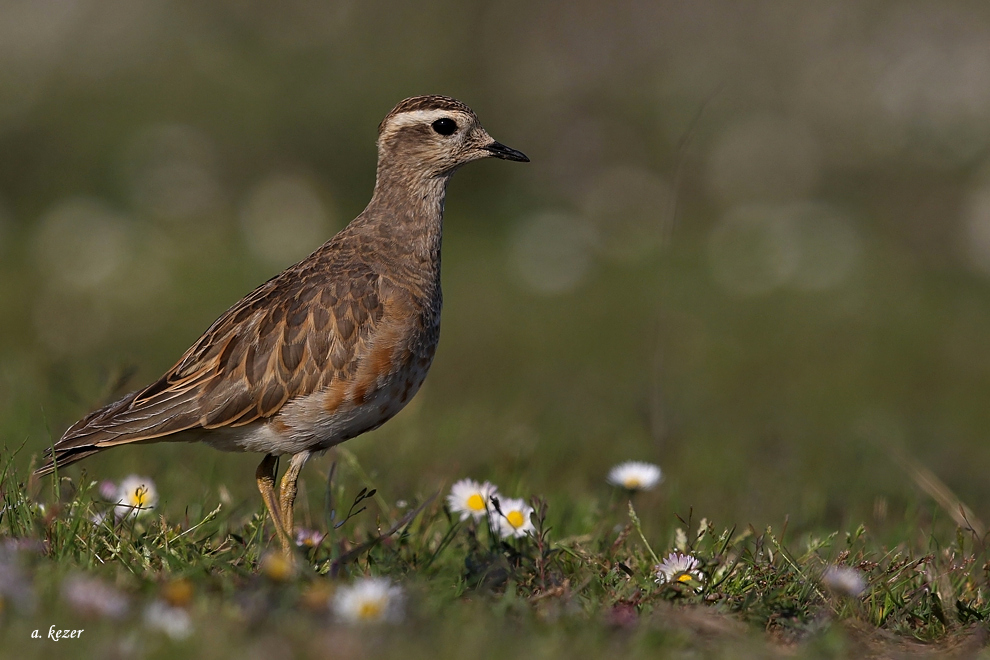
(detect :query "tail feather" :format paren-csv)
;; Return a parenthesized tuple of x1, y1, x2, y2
(34, 447, 103, 477)
(35, 384, 203, 478)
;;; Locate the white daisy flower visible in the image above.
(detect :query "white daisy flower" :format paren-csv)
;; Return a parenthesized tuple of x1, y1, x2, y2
(495, 497, 535, 539)
(607, 461, 663, 491)
(822, 566, 866, 597)
(446, 479, 499, 521)
(144, 600, 193, 640)
(114, 475, 158, 520)
(655, 552, 704, 589)
(332, 577, 404, 624)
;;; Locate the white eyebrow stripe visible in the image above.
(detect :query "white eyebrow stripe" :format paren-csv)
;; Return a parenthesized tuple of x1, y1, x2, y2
(381, 109, 469, 135)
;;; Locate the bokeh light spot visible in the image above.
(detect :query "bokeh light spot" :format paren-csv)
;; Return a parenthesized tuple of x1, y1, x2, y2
(961, 186, 990, 277)
(123, 124, 224, 222)
(708, 203, 861, 297)
(508, 212, 595, 296)
(239, 174, 336, 267)
(33, 197, 132, 291)
(581, 166, 672, 262)
(708, 117, 821, 203)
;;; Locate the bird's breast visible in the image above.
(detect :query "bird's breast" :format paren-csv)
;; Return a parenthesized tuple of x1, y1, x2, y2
(269, 288, 440, 452)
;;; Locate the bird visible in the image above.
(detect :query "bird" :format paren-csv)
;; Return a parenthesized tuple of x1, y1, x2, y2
(35, 95, 529, 554)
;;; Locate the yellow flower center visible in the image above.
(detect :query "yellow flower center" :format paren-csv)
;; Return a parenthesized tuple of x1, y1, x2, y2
(467, 493, 485, 511)
(261, 553, 294, 581)
(623, 477, 642, 489)
(506, 510, 525, 528)
(129, 486, 148, 507)
(358, 599, 385, 620)
(677, 573, 693, 583)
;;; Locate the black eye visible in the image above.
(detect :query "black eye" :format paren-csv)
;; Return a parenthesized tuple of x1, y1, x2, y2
(431, 118, 457, 136)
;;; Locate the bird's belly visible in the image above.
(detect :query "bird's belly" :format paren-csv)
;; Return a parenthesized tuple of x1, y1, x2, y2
(204, 346, 434, 456)
(294, 354, 434, 452)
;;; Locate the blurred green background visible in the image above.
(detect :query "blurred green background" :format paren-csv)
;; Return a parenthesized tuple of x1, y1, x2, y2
(2, 0, 990, 537)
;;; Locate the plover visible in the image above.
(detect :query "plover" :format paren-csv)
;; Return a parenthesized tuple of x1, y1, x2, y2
(36, 95, 529, 553)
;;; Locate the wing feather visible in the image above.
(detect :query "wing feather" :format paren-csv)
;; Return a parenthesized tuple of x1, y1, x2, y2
(36, 254, 385, 476)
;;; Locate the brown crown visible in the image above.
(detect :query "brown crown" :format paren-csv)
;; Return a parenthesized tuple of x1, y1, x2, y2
(378, 95, 476, 133)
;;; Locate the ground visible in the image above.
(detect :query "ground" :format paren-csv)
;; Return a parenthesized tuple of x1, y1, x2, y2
(0, 444, 988, 659)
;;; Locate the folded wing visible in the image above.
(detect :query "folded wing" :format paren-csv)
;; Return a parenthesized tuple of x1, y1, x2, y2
(36, 261, 382, 475)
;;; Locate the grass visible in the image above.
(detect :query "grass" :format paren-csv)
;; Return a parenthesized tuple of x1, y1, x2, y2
(4, 2, 990, 656)
(1, 445, 988, 659)
(4, 194, 990, 658)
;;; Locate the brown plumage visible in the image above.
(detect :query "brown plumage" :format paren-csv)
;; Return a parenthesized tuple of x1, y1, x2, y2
(36, 95, 529, 553)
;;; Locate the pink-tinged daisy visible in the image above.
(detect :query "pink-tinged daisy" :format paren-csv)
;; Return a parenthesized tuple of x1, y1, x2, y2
(62, 575, 128, 619)
(295, 528, 324, 548)
(655, 552, 704, 590)
(98, 480, 118, 501)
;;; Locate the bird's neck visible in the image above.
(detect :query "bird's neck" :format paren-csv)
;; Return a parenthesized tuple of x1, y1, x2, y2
(362, 162, 449, 280)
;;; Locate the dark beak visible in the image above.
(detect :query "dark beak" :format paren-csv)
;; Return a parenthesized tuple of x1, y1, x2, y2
(484, 141, 530, 162)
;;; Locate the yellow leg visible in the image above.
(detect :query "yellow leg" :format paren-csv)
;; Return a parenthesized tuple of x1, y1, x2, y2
(255, 454, 292, 553)
(278, 451, 311, 554)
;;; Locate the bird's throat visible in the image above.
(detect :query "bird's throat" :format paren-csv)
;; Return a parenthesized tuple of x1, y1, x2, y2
(363, 167, 449, 284)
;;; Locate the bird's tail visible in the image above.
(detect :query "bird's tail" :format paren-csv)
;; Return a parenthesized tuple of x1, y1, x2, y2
(34, 446, 105, 477)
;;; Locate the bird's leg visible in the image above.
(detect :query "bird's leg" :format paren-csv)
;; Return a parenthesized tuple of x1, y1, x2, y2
(255, 454, 292, 552)
(277, 451, 311, 553)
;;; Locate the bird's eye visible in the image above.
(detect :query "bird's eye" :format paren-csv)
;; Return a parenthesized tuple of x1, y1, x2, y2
(431, 118, 457, 136)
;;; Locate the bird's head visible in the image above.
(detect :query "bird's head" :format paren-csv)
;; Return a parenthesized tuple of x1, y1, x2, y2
(376, 95, 529, 180)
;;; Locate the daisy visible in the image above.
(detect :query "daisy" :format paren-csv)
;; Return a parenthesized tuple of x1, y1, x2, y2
(295, 528, 324, 548)
(0, 548, 35, 614)
(260, 551, 297, 582)
(62, 575, 128, 619)
(332, 577, 404, 624)
(822, 566, 866, 597)
(655, 552, 704, 589)
(607, 461, 663, 491)
(98, 479, 118, 501)
(446, 479, 499, 521)
(144, 600, 193, 640)
(162, 578, 193, 608)
(495, 497, 535, 539)
(114, 475, 158, 520)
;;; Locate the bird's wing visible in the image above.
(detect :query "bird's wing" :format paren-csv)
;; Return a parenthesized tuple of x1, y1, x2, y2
(37, 260, 384, 473)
